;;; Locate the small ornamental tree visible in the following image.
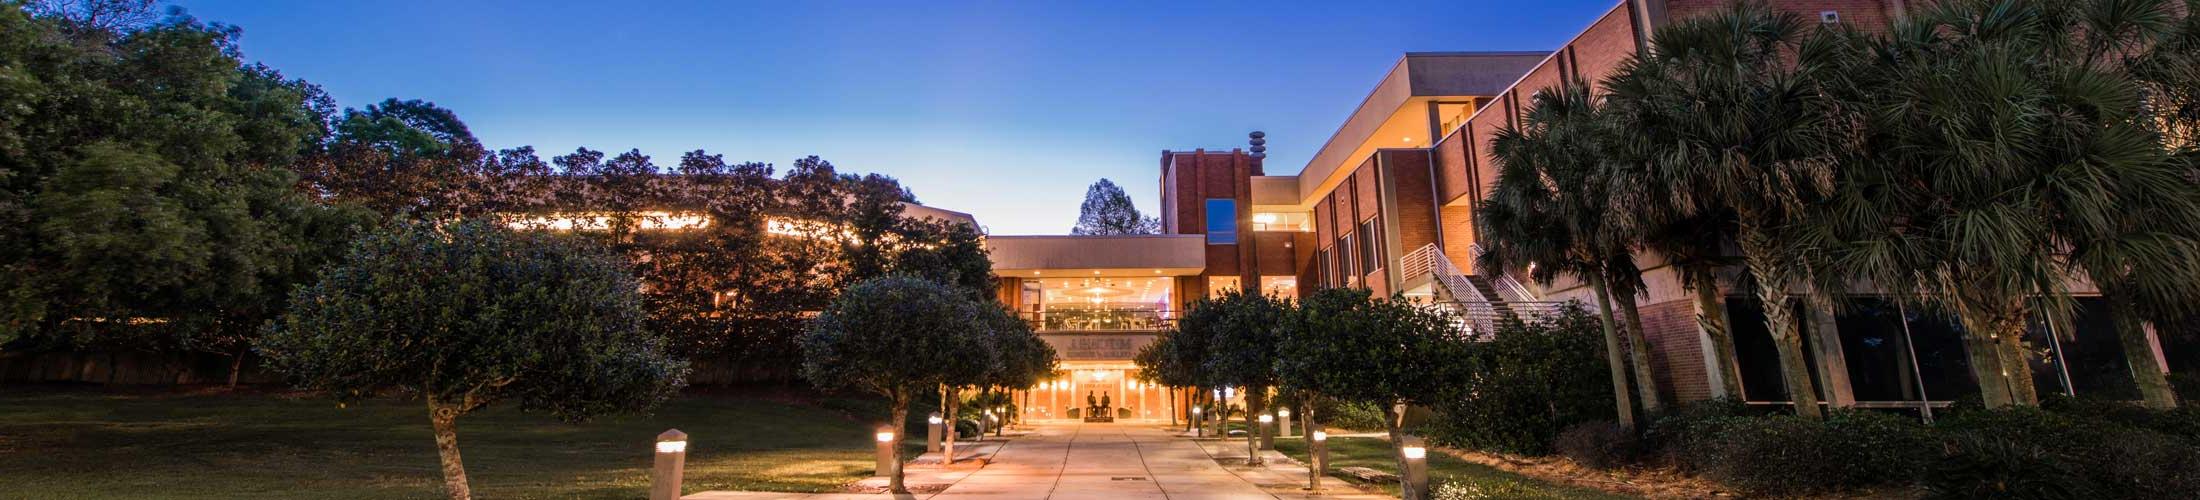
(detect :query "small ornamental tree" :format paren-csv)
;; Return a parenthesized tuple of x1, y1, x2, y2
(258, 220, 688, 500)
(1198, 289, 1291, 464)
(1276, 288, 1465, 500)
(801, 275, 989, 494)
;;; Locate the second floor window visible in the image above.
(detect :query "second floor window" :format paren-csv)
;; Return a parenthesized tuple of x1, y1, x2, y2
(1205, 199, 1237, 244)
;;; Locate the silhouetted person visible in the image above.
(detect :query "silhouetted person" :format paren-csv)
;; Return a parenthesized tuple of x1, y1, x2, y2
(1101, 392, 1112, 409)
(1087, 391, 1096, 410)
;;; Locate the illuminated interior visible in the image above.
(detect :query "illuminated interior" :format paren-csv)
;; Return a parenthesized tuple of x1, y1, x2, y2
(504, 211, 709, 231)
(1251, 211, 1313, 232)
(1021, 277, 1174, 331)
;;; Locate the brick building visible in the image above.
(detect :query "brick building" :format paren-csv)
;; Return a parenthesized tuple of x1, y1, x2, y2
(989, 0, 2176, 422)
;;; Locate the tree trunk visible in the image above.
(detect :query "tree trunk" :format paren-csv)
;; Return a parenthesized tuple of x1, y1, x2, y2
(1612, 280, 1665, 414)
(942, 384, 958, 465)
(428, 400, 471, 500)
(1739, 227, 1822, 420)
(1244, 386, 1265, 465)
(1588, 277, 1639, 431)
(1303, 392, 1323, 491)
(2108, 292, 2178, 409)
(226, 347, 246, 390)
(889, 390, 910, 494)
(1382, 401, 1426, 500)
(1961, 322, 2015, 408)
(1689, 266, 1747, 398)
(1994, 315, 2040, 406)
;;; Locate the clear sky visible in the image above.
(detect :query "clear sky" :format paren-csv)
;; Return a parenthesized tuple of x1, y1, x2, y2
(170, 0, 1618, 234)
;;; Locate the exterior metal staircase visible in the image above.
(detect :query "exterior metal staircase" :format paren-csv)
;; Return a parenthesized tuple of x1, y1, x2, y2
(1402, 243, 1566, 338)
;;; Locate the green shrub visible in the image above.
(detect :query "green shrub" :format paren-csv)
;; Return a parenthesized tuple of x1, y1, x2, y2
(1657, 410, 1929, 496)
(1428, 304, 1615, 455)
(1644, 397, 1748, 472)
(1924, 431, 2092, 499)
(1932, 406, 2200, 499)
(1322, 399, 1388, 432)
(1551, 420, 1639, 469)
(1431, 478, 1566, 500)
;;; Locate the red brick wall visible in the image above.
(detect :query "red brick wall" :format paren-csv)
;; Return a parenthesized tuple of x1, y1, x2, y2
(1384, 149, 1440, 254)
(1664, 0, 1901, 36)
(1639, 298, 1712, 403)
(1574, 4, 1643, 93)
(1432, 127, 1474, 204)
(1439, 205, 1477, 271)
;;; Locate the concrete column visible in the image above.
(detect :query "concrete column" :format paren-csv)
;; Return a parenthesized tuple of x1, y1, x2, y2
(1806, 301, 1856, 408)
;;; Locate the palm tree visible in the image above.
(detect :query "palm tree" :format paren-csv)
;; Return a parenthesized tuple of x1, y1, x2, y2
(1599, 3, 1855, 419)
(1816, 0, 2200, 408)
(1474, 80, 1656, 431)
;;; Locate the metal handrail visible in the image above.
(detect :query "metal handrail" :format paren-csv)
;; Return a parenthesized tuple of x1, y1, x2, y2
(1407, 243, 1570, 338)
(1466, 243, 1541, 302)
(1019, 309, 1175, 332)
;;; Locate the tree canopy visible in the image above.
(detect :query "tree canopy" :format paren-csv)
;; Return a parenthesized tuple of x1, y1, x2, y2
(1071, 178, 1159, 235)
(258, 219, 686, 500)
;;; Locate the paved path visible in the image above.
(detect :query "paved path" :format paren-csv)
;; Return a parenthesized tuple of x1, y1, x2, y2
(688, 422, 1384, 499)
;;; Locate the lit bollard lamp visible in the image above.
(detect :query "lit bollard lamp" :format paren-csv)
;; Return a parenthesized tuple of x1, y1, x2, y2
(926, 412, 944, 453)
(650, 429, 688, 500)
(1399, 435, 1431, 500)
(1191, 406, 1203, 437)
(1257, 413, 1276, 450)
(1307, 427, 1328, 492)
(875, 425, 899, 480)
(1276, 407, 1292, 437)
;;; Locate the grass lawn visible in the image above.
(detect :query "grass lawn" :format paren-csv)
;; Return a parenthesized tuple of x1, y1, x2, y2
(1276, 436, 1632, 499)
(0, 388, 907, 499)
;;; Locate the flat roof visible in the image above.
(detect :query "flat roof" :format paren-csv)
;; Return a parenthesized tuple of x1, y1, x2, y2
(1292, 52, 1549, 204)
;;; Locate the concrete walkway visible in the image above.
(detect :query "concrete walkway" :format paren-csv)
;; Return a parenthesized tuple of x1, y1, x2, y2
(687, 422, 1386, 499)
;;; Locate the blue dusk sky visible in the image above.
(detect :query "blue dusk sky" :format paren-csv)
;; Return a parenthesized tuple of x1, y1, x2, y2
(170, 0, 1619, 234)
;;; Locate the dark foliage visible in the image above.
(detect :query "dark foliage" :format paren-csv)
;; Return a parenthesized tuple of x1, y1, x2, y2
(1428, 304, 1615, 455)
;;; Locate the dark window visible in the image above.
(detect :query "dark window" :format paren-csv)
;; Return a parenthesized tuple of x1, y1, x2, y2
(1338, 234, 1355, 283)
(1315, 248, 1330, 288)
(1205, 199, 1237, 245)
(1726, 297, 1824, 403)
(1357, 219, 1380, 273)
(2031, 297, 2139, 400)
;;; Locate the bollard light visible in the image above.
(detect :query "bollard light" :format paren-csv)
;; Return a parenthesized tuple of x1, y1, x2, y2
(1258, 414, 1273, 423)
(1312, 430, 1328, 442)
(874, 424, 899, 483)
(1399, 435, 1431, 500)
(928, 415, 943, 425)
(650, 429, 688, 500)
(1277, 408, 1291, 418)
(1402, 446, 1427, 459)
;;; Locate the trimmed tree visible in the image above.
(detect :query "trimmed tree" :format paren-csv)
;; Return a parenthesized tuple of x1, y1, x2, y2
(801, 275, 990, 494)
(258, 219, 688, 500)
(1197, 289, 1291, 464)
(1276, 288, 1465, 500)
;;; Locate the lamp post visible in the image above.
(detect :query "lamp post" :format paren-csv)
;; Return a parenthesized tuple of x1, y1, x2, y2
(1399, 434, 1430, 500)
(875, 426, 899, 481)
(926, 413, 943, 453)
(650, 429, 687, 500)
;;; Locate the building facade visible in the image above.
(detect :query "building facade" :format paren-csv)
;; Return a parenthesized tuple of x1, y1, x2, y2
(989, 0, 2188, 422)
